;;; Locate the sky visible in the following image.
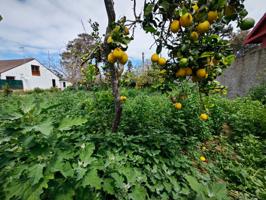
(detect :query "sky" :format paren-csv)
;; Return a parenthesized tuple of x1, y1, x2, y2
(0, 0, 265, 68)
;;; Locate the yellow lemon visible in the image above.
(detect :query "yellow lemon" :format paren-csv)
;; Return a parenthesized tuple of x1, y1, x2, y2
(119, 52, 128, 65)
(170, 20, 180, 33)
(158, 57, 167, 66)
(107, 52, 116, 64)
(113, 48, 123, 59)
(197, 21, 210, 33)
(196, 69, 207, 78)
(200, 156, 206, 161)
(208, 11, 218, 23)
(120, 96, 127, 101)
(191, 31, 199, 41)
(192, 4, 199, 12)
(176, 68, 186, 77)
(107, 36, 113, 44)
(151, 53, 159, 63)
(200, 113, 209, 121)
(185, 67, 193, 76)
(180, 13, 193, 27)
(174, 102, 182, 110)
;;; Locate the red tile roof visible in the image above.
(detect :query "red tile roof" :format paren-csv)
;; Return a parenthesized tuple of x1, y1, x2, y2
(0, 58, 34, 73)
(244, 13, 266, 47)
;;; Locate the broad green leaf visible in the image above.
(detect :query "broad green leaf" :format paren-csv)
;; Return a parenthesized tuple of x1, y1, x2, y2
(58, 117, 87, 131)
(102, 178, 115, 195)
(76, 166, 87, 180)
(34, 119, 53, 137)
(82, 169, 102, 190)
(28, 164, 45, 185)
(111, 172, 124, 188)
(55, 188, 75, 200)
(51, 160, 74, 178)
(5, 179, 47, 200)
(185, 175, 204, 194)
(210, 183, 228, 199)
(129, 185, 147, 200)
(80, 143, 95, 163)
(120, 166, 138, 184)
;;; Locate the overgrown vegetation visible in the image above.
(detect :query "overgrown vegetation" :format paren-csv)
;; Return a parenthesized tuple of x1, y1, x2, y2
(0, 88, 265, 200)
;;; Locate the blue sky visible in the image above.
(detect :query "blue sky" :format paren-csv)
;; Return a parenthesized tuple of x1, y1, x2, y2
(0, 0, 265, 69)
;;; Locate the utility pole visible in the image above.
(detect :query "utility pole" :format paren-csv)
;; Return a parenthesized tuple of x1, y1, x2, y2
(142, 52, 145, 71)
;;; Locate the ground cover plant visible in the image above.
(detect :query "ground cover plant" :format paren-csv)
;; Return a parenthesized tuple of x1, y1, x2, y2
(0, 89, 265, 200)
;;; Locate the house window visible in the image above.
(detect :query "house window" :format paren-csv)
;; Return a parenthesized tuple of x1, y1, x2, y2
(31, 65, 40, 76)
(63, 82, 66, 88)
(6, 76, 15, 80)
(52, 79, 56, 87)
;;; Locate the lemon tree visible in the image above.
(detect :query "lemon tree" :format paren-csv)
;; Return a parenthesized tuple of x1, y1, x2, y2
(143, 0, 254, 95)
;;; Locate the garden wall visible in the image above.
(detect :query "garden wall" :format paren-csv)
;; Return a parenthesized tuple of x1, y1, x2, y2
(218, 47, 266, 98)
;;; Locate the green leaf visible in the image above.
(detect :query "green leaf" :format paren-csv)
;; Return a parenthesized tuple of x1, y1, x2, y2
(200, 52, 215, 58)
(82, 169, 102, 190)
(80, 143, 95, 163)
(5, 179, 47, 200)
(210, 183, 228, 199)
(0, 15, 2, 21)
(102, 178, 115, 195)
(185, 175, 204, 194)
(51, 160, 74, 178)
(28, 164, 45, 185)
(120, 166, 138, 184)
(111, 172, 124, 188)
(129, 185, 147, 200)
(58, 117, 87, 131)
(34, 119, 53, 137)
(55, 188, 75, 200)
(144, 4, 153, 17)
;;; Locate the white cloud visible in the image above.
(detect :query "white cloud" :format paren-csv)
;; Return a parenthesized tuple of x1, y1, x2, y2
(0, 0, 265, 63)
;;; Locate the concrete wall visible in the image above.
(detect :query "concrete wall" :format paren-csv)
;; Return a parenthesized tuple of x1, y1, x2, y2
(218, 48, 266, 98)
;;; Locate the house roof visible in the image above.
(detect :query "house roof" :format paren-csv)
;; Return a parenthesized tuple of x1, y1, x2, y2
(244, 13, 266, 46)
(0, 58, 34, 73)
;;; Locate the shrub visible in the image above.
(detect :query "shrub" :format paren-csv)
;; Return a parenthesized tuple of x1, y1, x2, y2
(248, 81, 266, 104)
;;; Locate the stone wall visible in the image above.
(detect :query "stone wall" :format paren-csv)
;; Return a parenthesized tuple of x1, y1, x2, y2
(217, 47, 266, 98)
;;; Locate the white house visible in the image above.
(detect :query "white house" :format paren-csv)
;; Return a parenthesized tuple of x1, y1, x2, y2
(0, 58, 71, 90)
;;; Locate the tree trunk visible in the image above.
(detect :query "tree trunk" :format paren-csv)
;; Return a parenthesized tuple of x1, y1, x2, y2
(104, 0, 122, 132)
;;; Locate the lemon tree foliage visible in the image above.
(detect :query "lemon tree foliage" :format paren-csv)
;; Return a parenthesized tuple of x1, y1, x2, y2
(143, 0, 254, 94)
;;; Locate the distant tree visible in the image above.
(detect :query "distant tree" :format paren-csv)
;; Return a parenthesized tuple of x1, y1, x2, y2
(127, 60, 133, 72)
(60, 31, 101, 84)
(230, 30, 258, 57)
(0, 15, 2, 21)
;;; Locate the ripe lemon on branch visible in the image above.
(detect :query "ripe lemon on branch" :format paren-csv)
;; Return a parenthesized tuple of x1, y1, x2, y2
(180, 13, 193, 27)
(197, 21, 210, 33)
(196, 69, 208, 79)
(208, 11, 218, 23)
(170, 20, 180, 33)
(151, 53, 159, 63)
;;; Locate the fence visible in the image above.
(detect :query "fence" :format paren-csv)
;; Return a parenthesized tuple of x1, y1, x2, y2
(0, 80, 24, 90)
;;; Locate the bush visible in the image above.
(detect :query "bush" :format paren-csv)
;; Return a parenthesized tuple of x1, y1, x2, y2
(0, 89, 265, 199)
(248, 81, 266, 104)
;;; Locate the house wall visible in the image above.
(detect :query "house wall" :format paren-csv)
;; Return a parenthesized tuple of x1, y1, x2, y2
(1, 59, 60, 90)
(59, 80, 72, 90)
(217, 48, 266, 97)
